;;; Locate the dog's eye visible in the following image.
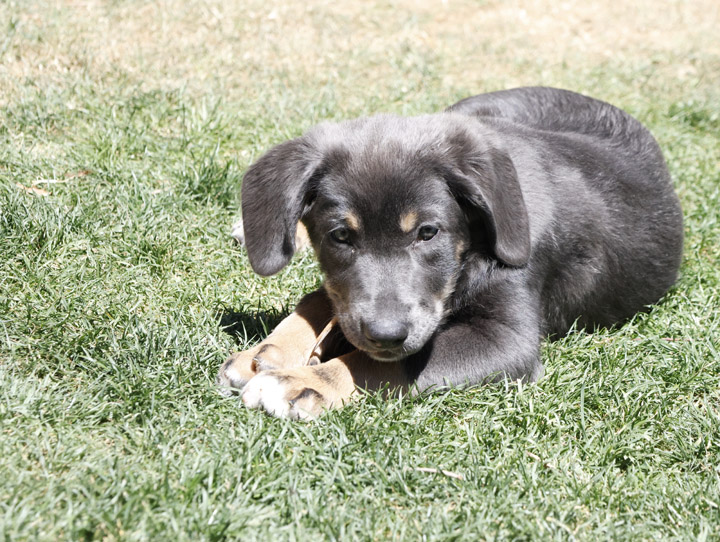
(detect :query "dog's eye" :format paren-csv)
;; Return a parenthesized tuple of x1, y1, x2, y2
(417, 225, 439, 241)
(330, 227, 351, 244)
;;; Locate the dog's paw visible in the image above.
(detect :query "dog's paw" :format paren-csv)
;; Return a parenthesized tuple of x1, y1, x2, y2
(217, 344, 302, 396)
(216, 351, 256, 396)
(231, 220, 245, 245)
(241, 369, 332, 420)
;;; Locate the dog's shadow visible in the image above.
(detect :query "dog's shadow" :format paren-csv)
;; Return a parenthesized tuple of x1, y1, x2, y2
(217, 306, 290, 346)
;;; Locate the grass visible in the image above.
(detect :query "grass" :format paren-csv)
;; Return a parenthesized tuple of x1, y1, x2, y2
(1, 0, 719, 540)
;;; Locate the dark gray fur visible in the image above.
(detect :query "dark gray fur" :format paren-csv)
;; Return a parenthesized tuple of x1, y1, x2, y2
(240, 87, 683, 389)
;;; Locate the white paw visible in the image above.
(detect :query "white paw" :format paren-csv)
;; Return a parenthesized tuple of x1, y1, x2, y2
(231, 220, 245, 245)
(216, 364, 247, 396)
(241, 372, 320, 420)
(242, 373, 295, 418)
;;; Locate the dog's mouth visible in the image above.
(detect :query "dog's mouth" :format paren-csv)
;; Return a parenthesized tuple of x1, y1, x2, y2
(309, 318, 412, 363)
(365, 348, 405, 362)
(363, 343, 423, 362)
(336, 320, 434, 363)
(332, 308, 438, 363)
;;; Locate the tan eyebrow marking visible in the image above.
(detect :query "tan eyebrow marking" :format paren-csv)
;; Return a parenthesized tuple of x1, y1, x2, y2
(399, 211, 418, 233)
(455, 240, 468, 262)
(345, 212, 360, 230)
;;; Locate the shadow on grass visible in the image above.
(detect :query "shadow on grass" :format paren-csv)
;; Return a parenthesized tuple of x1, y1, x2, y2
(217, 305, 356, 361)
(216, 306, 290, 345)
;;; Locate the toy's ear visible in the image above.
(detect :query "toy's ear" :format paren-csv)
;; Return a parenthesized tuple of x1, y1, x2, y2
(443, 135, 531, 267)
(241, 137, 324, 276)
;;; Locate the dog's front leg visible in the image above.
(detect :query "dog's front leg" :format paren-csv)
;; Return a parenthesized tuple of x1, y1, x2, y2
(217, 288, 334, 394)
(239, 312, 542, 419)
(408, 308, 544, 391)
(241, 350, 409, 419)
(237, 287, 544, 418)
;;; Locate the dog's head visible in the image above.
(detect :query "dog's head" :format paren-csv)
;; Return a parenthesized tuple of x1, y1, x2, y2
(241, 114, 530, 361)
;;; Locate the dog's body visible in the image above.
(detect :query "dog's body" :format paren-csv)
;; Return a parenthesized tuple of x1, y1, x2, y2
(218, 87, 683, 419)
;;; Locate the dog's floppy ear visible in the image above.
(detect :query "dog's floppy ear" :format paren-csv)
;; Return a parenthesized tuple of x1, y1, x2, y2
(444, 140, 531, 267)
(241, 137, 323, 276)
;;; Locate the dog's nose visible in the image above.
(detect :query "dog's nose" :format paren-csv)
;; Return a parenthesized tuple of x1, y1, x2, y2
(362, 320, 409, 349)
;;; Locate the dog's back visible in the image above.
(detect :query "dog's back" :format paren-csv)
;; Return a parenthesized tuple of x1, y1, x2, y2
(450, 87, 683, 333)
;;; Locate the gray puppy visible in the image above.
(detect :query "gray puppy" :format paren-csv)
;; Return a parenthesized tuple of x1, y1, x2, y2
(218, 87, 683, 419)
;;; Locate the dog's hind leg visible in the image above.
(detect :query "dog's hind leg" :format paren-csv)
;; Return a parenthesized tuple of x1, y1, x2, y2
(217, 288, 335, 395)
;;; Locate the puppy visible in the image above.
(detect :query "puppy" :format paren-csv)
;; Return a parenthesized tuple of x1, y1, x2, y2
(218, 87, 683, 419)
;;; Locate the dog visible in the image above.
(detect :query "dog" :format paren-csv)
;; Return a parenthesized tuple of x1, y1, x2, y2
(217, 87, 683, 419)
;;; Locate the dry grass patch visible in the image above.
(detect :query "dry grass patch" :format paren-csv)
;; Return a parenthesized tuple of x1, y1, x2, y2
(2, 0, 718, 107)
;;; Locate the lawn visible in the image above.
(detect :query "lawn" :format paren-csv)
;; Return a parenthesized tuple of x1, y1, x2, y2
(1, 0, 719, 540)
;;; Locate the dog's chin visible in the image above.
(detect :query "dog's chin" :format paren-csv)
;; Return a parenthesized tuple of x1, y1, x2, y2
(365, 349, 406, 362)
(362, 342, 425, 362)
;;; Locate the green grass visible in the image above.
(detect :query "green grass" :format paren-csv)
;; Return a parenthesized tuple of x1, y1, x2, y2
(1, 1, 720, 540)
